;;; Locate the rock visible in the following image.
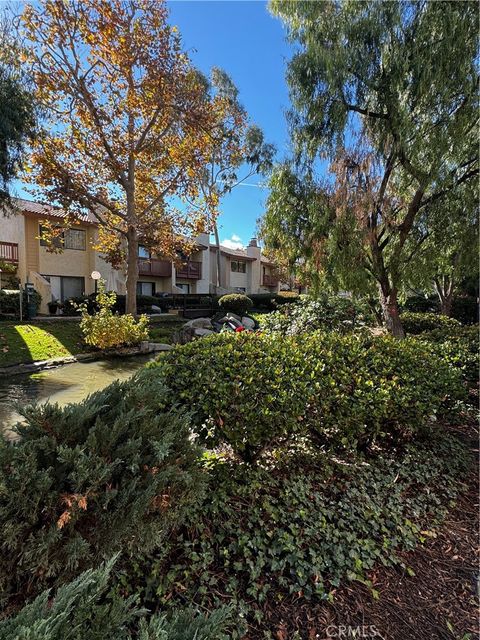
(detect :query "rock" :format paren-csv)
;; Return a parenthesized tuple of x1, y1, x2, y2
(150, 342, 173, 351)
(151, 305, 162, 313)
(184, 317, 213, 330)
(193, 328, 214, 337)
(241, 316, 256, 330)
(226, 312, 242, 323)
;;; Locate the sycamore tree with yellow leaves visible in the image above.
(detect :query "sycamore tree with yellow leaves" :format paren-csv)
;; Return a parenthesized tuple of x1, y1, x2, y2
(22, 0, 220, 314)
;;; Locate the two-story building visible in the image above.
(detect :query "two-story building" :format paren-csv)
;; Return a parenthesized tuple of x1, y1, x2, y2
(0, 198, 280, 313)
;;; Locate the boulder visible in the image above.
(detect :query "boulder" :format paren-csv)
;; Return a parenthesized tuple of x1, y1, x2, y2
(184, 317, 213, 330)
(241, 316, 256, 330)
(193, 328, 214, 337)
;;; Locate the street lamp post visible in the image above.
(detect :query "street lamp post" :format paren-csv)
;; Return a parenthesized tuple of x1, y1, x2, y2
(91, 270, 101, 295)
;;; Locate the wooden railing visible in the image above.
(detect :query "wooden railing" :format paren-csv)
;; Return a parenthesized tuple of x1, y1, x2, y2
(176, 261, 202, 280)
(262, 273, 279, 287)
(0, 241, 19, 263)
(138, 258, 171, 277)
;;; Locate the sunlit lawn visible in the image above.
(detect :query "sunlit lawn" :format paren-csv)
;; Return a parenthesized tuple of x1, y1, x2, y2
(0, 321, 86, 367)
(0, 318, 184, 366)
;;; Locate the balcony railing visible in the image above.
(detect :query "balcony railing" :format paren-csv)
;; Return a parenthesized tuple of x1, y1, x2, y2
(262, 274, 279, 287)
(0, 241, 19, 264)
(138, 258, 171, 277)
(176, 260, 202, 280)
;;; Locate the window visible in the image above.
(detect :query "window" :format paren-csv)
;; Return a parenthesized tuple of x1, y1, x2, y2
(137, 281, 155, 296)
(176, 283, 190, 294)
(39, 225, 86, 250)
(138, 245, 150, 259)
(39, 225, 63, 249)
(231, 260, 246, 273)
(42, 275, 85, 301)
(64, 228, 86, 250)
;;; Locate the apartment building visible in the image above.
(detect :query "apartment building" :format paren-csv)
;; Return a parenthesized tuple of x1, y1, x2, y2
(0, 199, 279, 313)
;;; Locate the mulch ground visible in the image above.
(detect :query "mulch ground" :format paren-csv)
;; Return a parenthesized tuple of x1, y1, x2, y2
(247, 418, 479, 640)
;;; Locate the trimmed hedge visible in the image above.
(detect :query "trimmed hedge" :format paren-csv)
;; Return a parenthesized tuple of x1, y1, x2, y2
(218, 293, 253, 316)
(153, 332, 462, 461)
(401, 311, 462, 334)
(0, 370, 204, 608)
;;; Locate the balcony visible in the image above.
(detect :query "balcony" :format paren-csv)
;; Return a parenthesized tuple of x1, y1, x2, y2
(262, 273, 279, 287)
(176, 260, 202, 280)
(0, 241, 19, 264)
(138, 258, 171, 277)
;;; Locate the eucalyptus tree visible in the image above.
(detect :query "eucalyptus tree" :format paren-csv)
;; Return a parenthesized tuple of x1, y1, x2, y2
(267, 0, 478, 336)
(199, 68, 275, 289)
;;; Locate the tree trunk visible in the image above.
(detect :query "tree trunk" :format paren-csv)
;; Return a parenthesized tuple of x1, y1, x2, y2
(126, 226, 139, 316)
(378, 282, 404, 338)
(434, 275, 454, 317)
(213, 222, 222, 290)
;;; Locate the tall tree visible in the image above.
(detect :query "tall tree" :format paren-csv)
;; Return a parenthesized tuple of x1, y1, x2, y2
(195, 68, 275, 290)
(259, 162, 332, 293)
(22, 0, 217, 314)
(404, 179, 479, 316)
(0, 13, 36, 207)
(267, 0, 478, 336)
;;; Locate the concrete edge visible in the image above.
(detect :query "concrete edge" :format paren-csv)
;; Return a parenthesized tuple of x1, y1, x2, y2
(0, 343, 171, 378)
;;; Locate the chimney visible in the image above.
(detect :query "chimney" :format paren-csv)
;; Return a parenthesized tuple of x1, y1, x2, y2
(248, 237, 258, 248)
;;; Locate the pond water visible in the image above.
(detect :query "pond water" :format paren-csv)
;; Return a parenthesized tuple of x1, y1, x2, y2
(0, 355, 154, 434)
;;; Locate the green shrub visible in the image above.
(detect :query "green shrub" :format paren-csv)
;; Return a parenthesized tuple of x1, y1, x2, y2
(260, 294, 374, 335)
(62, 294, 98, 316)
(218, 293, 253, 316)
(0, 557, 232, 640)
(403, 295, 479, 324)
(0, 370, 205, 608)
(0, 288, 42, 317)
(403, 295, 438, 314)
(451, 296, 479, 325)
(400, 311, 461, 334)
(124, 431, 469, 628)
(275, 291, 300, 304)
(79, 285, 149, 349)
(419, 325, 479, 387)
(153, 332, 462, 461)
(154, 333, 311, 462)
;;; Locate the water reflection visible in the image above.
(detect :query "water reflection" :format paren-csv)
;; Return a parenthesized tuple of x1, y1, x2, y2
(0, 355, 154, 432)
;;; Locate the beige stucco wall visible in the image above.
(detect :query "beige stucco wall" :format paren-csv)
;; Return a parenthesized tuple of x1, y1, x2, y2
(0, 211, 27, 284)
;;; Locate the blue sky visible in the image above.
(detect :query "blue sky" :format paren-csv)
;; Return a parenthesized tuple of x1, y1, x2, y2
(15, 1, 293, 250)
(168, 0, 292, 249)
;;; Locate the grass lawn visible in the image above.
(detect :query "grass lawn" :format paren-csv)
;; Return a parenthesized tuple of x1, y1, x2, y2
(0, 321, 87, 367)
(0, 317, 185, 367)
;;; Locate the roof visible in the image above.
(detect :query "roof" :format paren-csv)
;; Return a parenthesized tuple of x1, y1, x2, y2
(210, 244, 256, 261)
(13, 198, 97, 225)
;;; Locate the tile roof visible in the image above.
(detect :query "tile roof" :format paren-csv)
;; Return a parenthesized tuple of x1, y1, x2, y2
(13, 198, 97, 224)
(210, 244, 256, 261)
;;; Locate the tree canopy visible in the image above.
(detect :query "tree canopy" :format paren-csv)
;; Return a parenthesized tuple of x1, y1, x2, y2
(264, 0, 478, 335)
(0, 14, 36, 207)
(22, 0, 221, 313)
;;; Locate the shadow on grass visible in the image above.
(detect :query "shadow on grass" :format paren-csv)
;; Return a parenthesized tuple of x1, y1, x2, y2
(0, 320, 87, 367)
